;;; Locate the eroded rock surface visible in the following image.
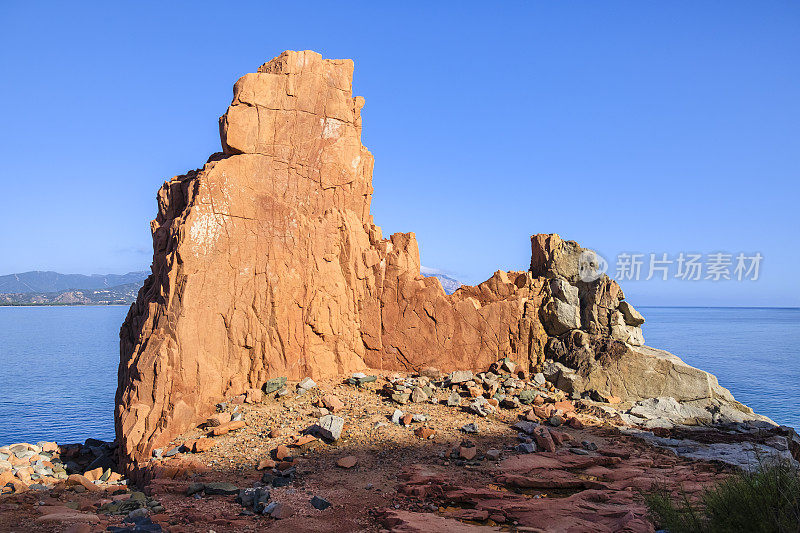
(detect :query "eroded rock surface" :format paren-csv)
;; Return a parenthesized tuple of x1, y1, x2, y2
(116, 51, 550, 472)
(116, 50, 770, 475)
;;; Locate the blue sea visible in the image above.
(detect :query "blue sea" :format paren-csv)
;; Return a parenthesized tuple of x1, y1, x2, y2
(641, 307, 799, 430)
(0, 306, 797, 446)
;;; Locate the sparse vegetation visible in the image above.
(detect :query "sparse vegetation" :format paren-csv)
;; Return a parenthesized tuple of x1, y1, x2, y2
(646, 460, 800, 533)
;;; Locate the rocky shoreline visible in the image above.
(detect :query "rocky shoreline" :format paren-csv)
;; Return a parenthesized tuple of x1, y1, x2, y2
(3, 50, 796, 532)
(2, 358, 798, 532)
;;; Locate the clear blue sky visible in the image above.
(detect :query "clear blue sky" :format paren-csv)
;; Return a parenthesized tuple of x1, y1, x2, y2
(1, 1, 797, 307)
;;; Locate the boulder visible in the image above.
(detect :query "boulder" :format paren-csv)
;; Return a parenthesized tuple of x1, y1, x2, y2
(549, 279, 579, 307)
(238, 486, 271, 513)
(448, 371, 473, 384)
(204, 482, 239, 496)
(297, 377, 317, 392)
(314, 415, 344, 441)
(610, 311, 644, 346)
(321, 395, 344, 413)
(206, 412, 231, 427)
(447, 391, 461, 407)
(411, 387, 428, 403)
(244, 388, 264, 403)
(530, 234, 584, 281)
(542, 299, 580, 336)
(263, 377, 287, 394)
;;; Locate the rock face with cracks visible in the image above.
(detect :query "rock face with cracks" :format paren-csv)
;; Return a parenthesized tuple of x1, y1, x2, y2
(116, 50, 765, 475)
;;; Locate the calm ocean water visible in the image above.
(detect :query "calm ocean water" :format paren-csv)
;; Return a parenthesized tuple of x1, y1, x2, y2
(0, 306, 127, 446)
(0, 306, 797, 446)
(641, 307, 799, 430)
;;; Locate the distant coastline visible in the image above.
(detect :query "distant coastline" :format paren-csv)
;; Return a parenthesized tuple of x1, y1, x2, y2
(0, 285, 139, 306)
(0, 270, 148, 306)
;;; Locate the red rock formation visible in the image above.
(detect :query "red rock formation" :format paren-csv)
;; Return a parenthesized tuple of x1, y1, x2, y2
(116, 50, 758, 475)
(116, 51, 550, 472)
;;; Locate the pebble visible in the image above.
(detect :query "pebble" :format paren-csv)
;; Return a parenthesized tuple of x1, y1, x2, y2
(322, 395, 344, 412)
(447, 391, 461, 407)
(486, 449, 502, 461)
(391, 409, 404, 425)
(461, 423, 479, 434)
(336, 456, 358, 469)
(237, 486, 271, 513)
(459, 446, 477, 460)
(310, 495, 331, 510)
(411, 387, 428, 403)
(414, 427, 436, 439)
(311, 407, 330, 418)
(391, 392, 410, 405)
(268, 502, 294, 519)
(297, 377, 317, 391)
(515, 443, 537, 454)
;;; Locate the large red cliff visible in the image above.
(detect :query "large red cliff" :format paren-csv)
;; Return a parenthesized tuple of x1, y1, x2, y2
(116, 51, 552, 471)
(116, 51, 754, 474)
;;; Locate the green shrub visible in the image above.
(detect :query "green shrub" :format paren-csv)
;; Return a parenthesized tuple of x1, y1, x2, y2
(645, 460, 800, 533)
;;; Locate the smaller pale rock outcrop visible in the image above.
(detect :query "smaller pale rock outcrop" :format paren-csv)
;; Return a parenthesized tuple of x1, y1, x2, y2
(618, 301, 645, 326)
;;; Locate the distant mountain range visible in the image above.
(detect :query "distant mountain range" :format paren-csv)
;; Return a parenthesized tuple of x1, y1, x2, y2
(0, 269, 462, 304)
(0, 271, 150, 293)
(0, 271, 149, 306)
